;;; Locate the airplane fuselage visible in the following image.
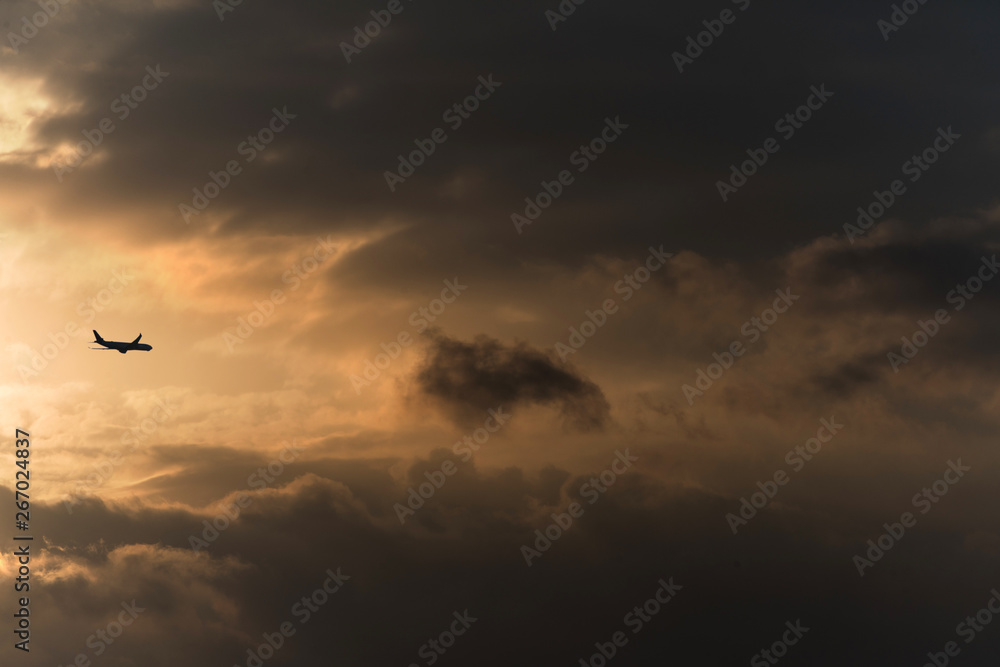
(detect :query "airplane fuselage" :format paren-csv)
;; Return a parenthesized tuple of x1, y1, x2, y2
(103, 342, 153, 353)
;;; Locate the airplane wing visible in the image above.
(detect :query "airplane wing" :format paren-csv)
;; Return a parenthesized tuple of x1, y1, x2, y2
(131, 334, 142, 344)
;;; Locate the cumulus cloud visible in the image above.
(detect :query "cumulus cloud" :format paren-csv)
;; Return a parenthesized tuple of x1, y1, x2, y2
(412, 332, 611, 431)
(2, 445, 996, 667)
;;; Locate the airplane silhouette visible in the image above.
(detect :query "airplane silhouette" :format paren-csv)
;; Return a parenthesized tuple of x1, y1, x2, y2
(91, 331, 153, 354)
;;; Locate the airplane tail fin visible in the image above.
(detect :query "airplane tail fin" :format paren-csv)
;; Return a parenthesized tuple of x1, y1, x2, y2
(93, 330, 104, 343)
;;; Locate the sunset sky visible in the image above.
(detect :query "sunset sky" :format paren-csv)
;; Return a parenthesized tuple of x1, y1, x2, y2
(1, 0, 999, 665)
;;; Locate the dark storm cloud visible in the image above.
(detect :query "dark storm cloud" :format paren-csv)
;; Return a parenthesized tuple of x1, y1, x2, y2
(3, 0, 996, 279)
(402, 449, 572, 531)
(780, 226, 1000, 378)
(808, 358, 882, 399)
(800, 238, 1000, 314)
(413, 332, 610, 430)
(7, 454, 1000, 667)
